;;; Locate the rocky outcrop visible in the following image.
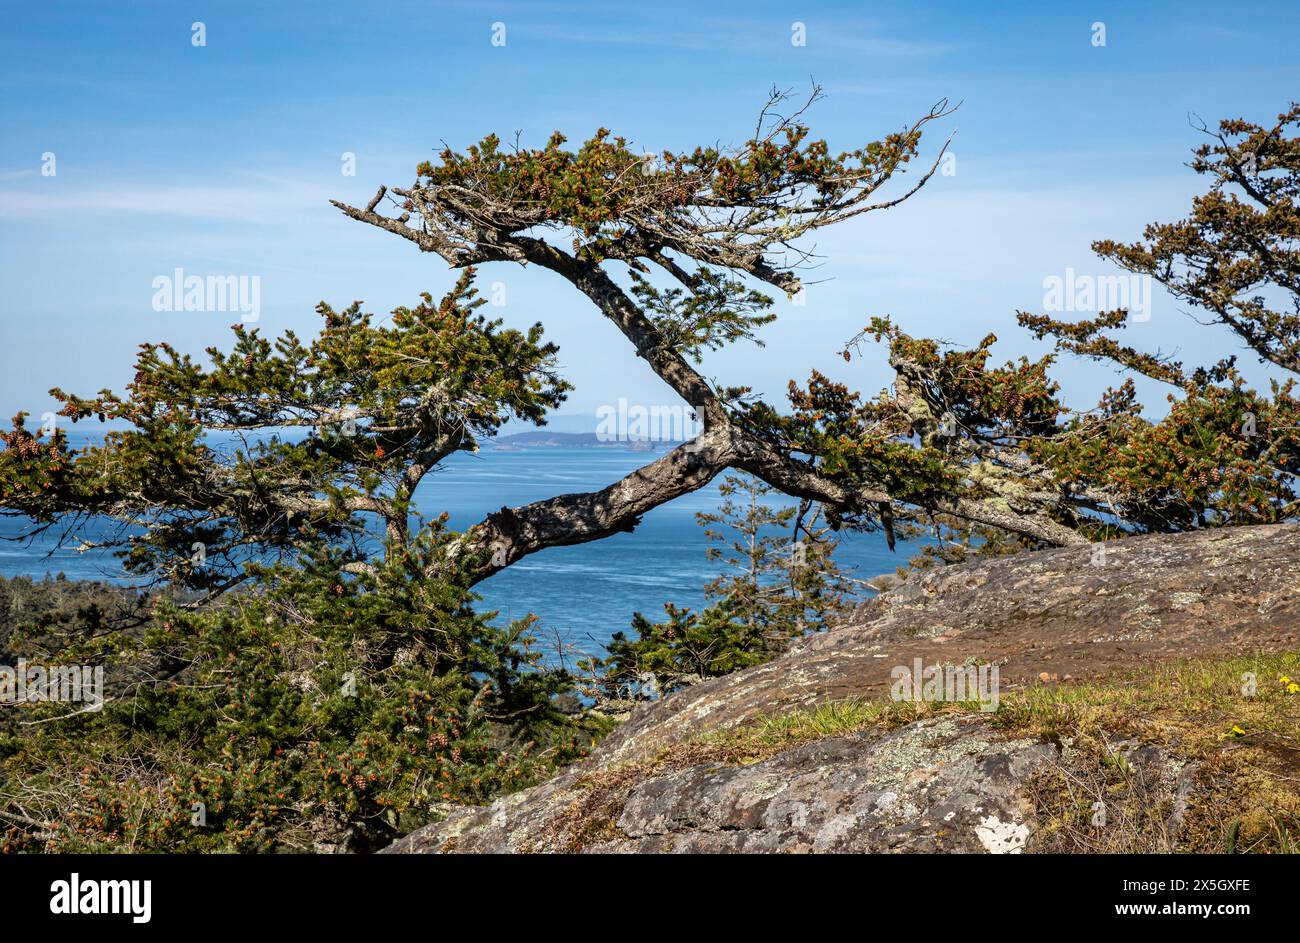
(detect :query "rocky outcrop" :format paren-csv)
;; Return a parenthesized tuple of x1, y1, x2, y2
(388, 717, 1050, 852)
(385, 524, 1300, 853)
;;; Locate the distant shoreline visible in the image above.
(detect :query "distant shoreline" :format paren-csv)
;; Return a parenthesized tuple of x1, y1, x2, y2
(489, 431, 683, 452)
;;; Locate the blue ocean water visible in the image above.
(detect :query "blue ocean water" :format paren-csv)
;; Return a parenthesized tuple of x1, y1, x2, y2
(0, 433, 916, 659)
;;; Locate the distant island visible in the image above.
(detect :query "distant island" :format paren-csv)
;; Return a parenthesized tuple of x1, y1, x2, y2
(489, 431, 681, 451)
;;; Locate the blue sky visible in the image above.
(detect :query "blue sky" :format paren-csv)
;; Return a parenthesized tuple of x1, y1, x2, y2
(2, 0, 1298, 429)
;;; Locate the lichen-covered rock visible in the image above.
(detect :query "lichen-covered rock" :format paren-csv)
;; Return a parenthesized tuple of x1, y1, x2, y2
(388, 717, 1059, 853)
(384, 524, 1300, 854)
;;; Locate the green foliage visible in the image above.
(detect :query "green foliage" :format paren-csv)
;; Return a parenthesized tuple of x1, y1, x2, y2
(1011, 103, 1300, 534)
(0, 270, 570, 587)
(1, 540, 601, 853)
(0, 274, 595, 852)
(630, 268, 775, 364)
(603, 601, 768, 695)
(585, 474, 855, 699)
(410, 112, 931, 260)
(697, 474, 853, 634)
(1092, 103, 1300, 372)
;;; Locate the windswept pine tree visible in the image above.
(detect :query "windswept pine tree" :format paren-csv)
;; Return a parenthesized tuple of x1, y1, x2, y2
(329, 94, 1300, 566)
(329, 89, 996, 569)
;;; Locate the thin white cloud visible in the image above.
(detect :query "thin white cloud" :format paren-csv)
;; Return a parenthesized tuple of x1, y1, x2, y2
(0, 176, 338, 224)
